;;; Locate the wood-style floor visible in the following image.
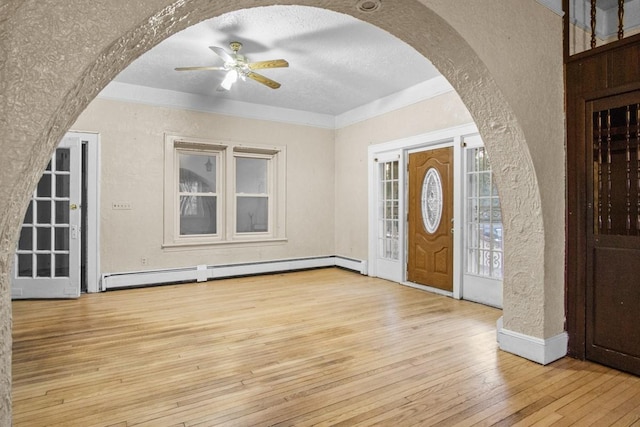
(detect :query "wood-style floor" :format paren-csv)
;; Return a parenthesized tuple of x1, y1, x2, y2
(12, 268, 640, 426)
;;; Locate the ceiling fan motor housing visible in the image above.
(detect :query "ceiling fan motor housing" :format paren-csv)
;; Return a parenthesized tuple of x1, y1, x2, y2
(176, 40, 287, 90)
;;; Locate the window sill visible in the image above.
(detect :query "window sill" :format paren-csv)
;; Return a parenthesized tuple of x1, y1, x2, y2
(162, 237, 288, 250)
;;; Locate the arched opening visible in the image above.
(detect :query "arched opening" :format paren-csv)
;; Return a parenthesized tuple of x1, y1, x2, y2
(1, 1, 564, 421)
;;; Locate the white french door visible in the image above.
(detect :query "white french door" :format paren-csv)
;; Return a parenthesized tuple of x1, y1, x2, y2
(462, 140, 503, 308)
(12, 135, 82, 298)
(371, 152, 404, 282)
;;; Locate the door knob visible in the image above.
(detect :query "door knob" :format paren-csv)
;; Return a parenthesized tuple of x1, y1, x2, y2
(70, 204, 78, 210)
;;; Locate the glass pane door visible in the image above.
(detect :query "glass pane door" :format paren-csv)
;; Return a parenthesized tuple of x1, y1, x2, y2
(378, 160, 399, 261)
(465, 147, 503, 279)
(462, 146, 503, 308)
(12, 135, 81, 298)
(373, 153, 404, 283)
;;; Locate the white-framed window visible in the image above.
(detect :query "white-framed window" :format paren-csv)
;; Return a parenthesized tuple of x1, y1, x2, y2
(464, 146, 503, 279)
(235, 153, 271, 235)
(164, 135, 286, 247)
(178, 150, 221, 237)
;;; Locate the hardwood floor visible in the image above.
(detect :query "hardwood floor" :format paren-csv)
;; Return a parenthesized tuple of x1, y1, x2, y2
(11, 268, 640, 426)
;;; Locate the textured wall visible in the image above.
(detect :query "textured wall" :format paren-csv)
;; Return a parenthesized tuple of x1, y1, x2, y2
(412, 0, 565, 339)
(72, 98, 335, 272)
(0, 0, 564, 422)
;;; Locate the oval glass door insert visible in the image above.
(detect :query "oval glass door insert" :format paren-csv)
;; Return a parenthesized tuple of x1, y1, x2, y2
(422, 167, 443, 234)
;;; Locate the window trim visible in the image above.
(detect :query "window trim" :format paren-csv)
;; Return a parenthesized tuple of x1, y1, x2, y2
(163, 134, 286, 248)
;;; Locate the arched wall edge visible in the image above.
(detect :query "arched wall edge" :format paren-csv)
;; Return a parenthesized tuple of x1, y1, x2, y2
(0, 0, 564, 421)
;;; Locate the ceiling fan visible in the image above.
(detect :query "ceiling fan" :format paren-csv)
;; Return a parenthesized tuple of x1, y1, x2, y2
(175, 41, 289, 90)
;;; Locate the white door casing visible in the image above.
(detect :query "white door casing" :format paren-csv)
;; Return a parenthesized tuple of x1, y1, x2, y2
(368, 124, 472, 297)
(368, 124, 503, 308)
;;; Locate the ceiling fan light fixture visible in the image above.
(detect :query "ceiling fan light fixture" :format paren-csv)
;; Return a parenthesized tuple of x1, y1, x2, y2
(177, 41, 288, 90)
(357, 0, 381, 12)
(220, 69, 238, 90)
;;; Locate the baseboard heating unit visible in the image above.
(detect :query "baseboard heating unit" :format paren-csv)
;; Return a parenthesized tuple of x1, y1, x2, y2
(101, 256, 367, 291)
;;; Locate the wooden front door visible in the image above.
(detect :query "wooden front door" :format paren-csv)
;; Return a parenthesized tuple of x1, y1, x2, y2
(407, 147, 453, 291)
(586, 92, 640, 375)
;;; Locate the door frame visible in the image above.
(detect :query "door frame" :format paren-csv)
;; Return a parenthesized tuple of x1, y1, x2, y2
(71, 131, 101, 293)
(368, 123, 477, 299)
(565, 37, 640, 360)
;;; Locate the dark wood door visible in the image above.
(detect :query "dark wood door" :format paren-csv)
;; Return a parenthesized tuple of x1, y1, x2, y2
(586, 92, 640, 375)
(407, 147, 453, 291)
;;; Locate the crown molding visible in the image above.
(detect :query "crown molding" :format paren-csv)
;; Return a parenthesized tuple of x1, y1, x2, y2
(99, 76, 454, 130)
(98, 82, 336, 129)
(334, 76, 454, 129)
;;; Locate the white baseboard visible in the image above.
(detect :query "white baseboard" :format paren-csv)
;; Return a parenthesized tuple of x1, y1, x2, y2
(335, 256, 367, 275)
(101, 255, 366, 290)
(496, 317, 568, 365)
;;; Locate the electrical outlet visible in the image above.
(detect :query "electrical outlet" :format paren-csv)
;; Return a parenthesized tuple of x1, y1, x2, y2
(141, 257, 148, 266)
(112, 202, 132, 210)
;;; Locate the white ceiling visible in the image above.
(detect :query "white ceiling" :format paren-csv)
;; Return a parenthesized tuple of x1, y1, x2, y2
(112, 5, 442, 116)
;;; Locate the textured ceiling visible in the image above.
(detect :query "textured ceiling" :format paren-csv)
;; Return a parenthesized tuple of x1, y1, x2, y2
(112, 5, 442, 116)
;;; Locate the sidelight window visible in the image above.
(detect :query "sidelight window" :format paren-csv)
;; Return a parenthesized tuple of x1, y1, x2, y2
(465, 147, 503, 279)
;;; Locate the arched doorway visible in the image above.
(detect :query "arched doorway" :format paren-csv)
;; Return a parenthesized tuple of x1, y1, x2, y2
(0, 1, 564, 421)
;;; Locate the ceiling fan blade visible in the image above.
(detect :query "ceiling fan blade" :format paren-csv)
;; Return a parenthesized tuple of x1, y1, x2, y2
(248, 59, 289, 70)
(247, 72, 281, 89)
(209, 46, 234, 63)
(175, 66, 225, 71)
